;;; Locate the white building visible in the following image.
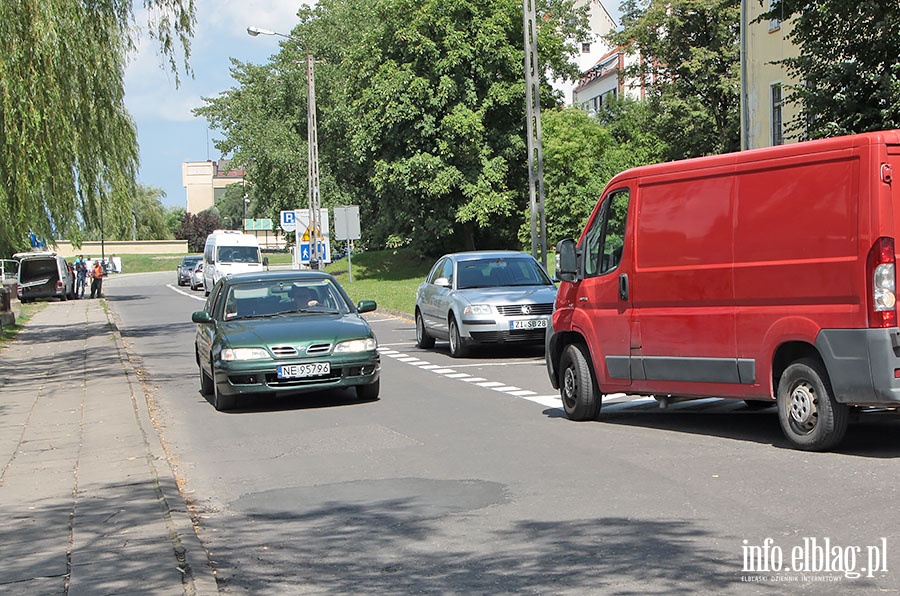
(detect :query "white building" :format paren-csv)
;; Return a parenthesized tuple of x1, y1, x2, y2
(553, 0, 619, 105)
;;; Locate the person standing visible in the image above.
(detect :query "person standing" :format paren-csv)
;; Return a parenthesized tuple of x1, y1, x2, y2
(75, 255, 88, 298)
(89, 259, 104, 298)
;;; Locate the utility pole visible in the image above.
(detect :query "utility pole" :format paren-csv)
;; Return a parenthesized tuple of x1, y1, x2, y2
(307, 53, 321, 270)
(523, 0, 547, 268)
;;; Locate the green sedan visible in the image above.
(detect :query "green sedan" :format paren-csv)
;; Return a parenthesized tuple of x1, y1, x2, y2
(192, 270, 380, 411)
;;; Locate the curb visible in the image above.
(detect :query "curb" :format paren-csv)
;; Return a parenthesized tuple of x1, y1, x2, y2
(104, 303, 220, 595)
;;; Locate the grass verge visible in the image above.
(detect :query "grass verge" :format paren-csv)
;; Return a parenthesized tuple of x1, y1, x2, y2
(0, 301, 45, 347)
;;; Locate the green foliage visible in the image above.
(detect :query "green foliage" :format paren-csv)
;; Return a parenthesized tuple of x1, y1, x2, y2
(216, 184, 252, 231)
(0, 0, 196, 258)
(763, 1, 900, 138)
(197, 0, 587, 258)
(610, 0, 741, 160)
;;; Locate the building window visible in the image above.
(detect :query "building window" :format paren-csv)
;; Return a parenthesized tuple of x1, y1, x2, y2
(771, 83, 784, 146)
(768, 0, 781, 31)
(582, 42, 591, 53)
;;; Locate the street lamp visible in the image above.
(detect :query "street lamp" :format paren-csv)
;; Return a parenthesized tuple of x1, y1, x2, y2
(247, 25, 322, 270)
(242, 195, 250, 231)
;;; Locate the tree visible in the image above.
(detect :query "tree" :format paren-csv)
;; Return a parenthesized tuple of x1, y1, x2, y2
(175, 210, 222, 253)
(0, 0, 195, 257)
(197, 0, 588, 256)
(609, 0, 741, 160)
(83, 184, 174, 241)
(762, 1, 900, 138)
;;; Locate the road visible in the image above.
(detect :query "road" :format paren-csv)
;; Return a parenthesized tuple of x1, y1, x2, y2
(104, 272, 900, 595)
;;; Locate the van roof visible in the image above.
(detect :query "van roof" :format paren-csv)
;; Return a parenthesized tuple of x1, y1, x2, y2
(12, 251, 58, 260)
(607, 128, 900, 188)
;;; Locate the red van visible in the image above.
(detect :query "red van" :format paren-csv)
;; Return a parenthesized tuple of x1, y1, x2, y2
(547, 130, 900, 451)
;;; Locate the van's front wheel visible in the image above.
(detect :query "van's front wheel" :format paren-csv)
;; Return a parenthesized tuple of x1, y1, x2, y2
(777, 358, 848, 451)
(560, 343, 601, 421)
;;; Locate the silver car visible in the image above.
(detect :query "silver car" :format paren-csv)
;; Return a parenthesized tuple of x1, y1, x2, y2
(415, 251, 557, 357)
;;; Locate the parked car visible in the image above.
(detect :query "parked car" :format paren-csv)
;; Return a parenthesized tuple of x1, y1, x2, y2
(177, 255, 203, 286)
(191, 270, 380, 411)
(14, 251, 75, 302)
(415, 251, 557, 357)
(190, 262, 204, 291)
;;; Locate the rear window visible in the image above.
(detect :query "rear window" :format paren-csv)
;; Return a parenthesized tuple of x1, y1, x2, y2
(20, 258, 59, 281)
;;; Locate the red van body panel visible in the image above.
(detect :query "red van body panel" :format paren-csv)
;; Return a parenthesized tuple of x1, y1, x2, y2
(550, 130, 900, 408)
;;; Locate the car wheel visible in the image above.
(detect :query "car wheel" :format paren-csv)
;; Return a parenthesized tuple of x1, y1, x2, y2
(777, 358, 848, 451)
(209, 364, 236, 411)
(190, 280, 196, 291)
(448, 316, 467, 358)
(560, 343, 601, 421)
(356, 379, 380, 401)
(415, 310, 435, 349)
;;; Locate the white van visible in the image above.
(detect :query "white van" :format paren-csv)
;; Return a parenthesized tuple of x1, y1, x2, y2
(14, 251, 75, 302)
(202, 230, 267, 295)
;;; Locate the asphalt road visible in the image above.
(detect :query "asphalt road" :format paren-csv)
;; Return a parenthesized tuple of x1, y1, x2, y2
(104, 272, 900, 595)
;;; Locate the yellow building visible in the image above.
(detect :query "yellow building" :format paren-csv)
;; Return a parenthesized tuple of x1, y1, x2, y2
(181, 159, 245, 214)
(741, 0, 801, 150)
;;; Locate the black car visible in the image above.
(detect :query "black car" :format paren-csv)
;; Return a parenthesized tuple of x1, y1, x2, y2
(177, 255, 203, 286)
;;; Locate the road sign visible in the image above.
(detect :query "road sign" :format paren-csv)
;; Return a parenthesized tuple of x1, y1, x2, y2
(291, 208, 331, 268)
(280, 210, 297, 232)
(333, 205, 361, 240)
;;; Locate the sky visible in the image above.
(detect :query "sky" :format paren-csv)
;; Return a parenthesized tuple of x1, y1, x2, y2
(124, 0, 304, 210)
(124, 0, 623, 212)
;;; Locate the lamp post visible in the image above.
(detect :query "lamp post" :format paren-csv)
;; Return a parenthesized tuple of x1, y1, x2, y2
(242, 194, 250, 231)
(247, 26, 322, 269)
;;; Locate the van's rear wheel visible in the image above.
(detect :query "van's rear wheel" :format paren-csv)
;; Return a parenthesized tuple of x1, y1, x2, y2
(560, 343, 601, 421)
(777, 358, 848, 451)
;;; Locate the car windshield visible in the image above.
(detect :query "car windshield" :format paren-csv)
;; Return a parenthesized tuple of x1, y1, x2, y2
(182, 257, 201, 267)
(222, 279, 349, 320)
(456, 257, 553, 289)
(217, 246, 260, 264)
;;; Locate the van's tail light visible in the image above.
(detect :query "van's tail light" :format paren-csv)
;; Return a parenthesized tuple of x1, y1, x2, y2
(867, 237, 897, 328)
(56, 280, 64, 293)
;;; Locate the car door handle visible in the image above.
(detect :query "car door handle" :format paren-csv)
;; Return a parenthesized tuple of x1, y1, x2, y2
(619, 274, 629, 301)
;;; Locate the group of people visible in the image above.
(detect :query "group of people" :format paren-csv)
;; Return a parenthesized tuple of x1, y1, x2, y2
(73, 255, 105, 299)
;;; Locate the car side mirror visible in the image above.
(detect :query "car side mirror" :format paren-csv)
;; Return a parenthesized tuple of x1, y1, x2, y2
(263, 256, 269, 267)
(434, 277, 452, 289)
(357, 300, 377, 313)
(192, 311, 213, 324)
(556, 238, 579, 282)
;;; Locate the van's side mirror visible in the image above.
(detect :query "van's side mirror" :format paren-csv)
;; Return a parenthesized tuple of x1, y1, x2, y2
(263, 256, 269, 268)
(556, 238, 578, 282)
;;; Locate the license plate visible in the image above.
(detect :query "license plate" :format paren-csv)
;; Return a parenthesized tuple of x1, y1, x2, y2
(510, 318, 548, 330)
(277, 362, 331, 379)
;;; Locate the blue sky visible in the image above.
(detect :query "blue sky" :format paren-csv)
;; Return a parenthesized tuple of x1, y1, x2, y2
(124, 0, 622, 212)
(124, 0, 302, 210)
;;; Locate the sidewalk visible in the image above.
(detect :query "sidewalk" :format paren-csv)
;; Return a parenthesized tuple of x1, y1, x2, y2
(0, 297, 217, 595)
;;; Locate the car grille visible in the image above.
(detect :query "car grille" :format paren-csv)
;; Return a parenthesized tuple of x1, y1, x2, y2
(496, 303, 554, 316)
(271, 345, 299, 357)
(270, 343, 333, 358)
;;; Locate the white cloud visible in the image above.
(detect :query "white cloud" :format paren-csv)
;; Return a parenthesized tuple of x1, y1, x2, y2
(125, 0, 304, 122)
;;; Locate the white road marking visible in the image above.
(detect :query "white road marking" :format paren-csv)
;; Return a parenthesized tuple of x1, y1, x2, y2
(168, 284, 206, 301)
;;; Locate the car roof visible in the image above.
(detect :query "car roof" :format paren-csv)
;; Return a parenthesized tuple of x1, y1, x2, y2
(444, 250, 534, 261)
(224, 270, 336, 285)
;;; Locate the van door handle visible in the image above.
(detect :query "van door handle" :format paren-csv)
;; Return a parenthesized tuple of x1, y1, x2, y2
(619, 274, 629, 301)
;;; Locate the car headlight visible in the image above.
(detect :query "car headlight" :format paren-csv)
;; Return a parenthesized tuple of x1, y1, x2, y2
(221, 347, 272, 361)
(334, 338, 378, 353)
(463, 304, 493, 315)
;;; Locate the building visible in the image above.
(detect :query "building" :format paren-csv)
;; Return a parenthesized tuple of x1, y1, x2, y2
(740, 0, 801, 150)
(572, 46, 645, 114)
(181, 159, 246, 214)
(552, 0, 619, 106)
